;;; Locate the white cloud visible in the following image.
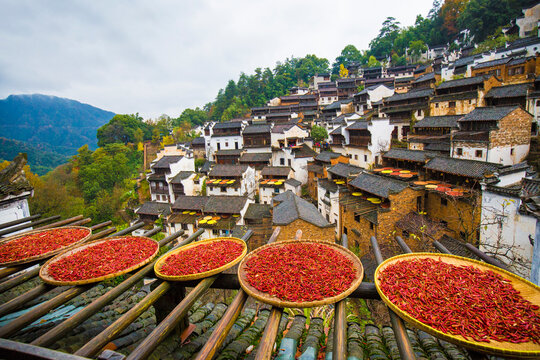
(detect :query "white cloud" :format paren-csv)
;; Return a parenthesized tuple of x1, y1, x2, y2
(0, 0, 434, 118)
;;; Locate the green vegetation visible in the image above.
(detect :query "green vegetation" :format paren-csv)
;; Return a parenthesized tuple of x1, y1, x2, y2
(0, 137, 68, 175)
(310, 125, 329, 143)
(97, 114, 153, 147)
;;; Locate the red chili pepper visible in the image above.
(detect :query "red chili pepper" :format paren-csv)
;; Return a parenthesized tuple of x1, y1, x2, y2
(0, 228, 90, 263)
(47, 237, 157, 281)
(378, 258, 540, 344)
(160, 240, 243, 276)
(244, 243, 356, 303)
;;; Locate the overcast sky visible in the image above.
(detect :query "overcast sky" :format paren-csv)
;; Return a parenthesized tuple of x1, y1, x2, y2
(0, 0, 434, 119)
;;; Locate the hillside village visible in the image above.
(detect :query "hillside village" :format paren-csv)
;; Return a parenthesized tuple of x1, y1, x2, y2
(134, 9, 540, 283)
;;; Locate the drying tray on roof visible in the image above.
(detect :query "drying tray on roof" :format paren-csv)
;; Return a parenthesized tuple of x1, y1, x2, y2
(375, 253, 540, 358)
(238, 240, 363, 308)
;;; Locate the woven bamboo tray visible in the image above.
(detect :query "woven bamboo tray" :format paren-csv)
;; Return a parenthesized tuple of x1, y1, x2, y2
(0, 226, 92, 267)
(154, 237, 247, 281)
(40, 236, 159, 286)
(238, 240, 364, 308)
(375, 253, 540, 359)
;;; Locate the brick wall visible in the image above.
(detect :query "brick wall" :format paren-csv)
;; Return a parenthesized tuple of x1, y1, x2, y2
(274, 219, 335, 242)
(489, 108, 532, 148)
(430, 98, 478, 116)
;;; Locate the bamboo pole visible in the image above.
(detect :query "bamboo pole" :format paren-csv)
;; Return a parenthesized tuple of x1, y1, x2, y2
(0, 338, 90, 360)
(0, 216, 61, 237)
(142, 227, 162, 238)
(30, 229, 191, 348)
(0, 266, 24, 282)
(333, 233, 348, 360)
(433, 240, 452, 254)
(395, 236, 412, 253)
(253, 308, 283, 360)
(0, 214, 41, 230)
(126, 277, 216, 360)
(35, 215, 84, 230)
(90, 221, 112, 231)
(67, 218, 92, 227)
(109, 222, 145, 236)
(0, 284, 51, 318)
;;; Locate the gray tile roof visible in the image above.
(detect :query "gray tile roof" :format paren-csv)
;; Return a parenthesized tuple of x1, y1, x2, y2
(239, 152, 272, 163)
(285, 178, 301, 187)
(436, 75, 490, 90)
(318, 178, 338, 192)
(472, 57, 510, 70)
(424, 156, 502, 179)
(0, 153, 32, 200)
(273, 190, 332, 228)
(213, 121, 243, 129)
(209, 164, 249, 177)
(204, 195, 248, 214)
(171, 196, 208, 211)
(323, 101, 344, 110)
(346, 121, 369, 130)
(413, 72, 435, 83)
(458, 105, 520, 122)
(191, 137, 205, 145)
(327, 163, 362, 178)
(383, 149, 437, 162)
(292, 144, 317, 158)
(413, 115, 461, 128)
(244, 203, 272, 220)
(242, 124, 271, 134)
(330, 125, 343, 135)
(485, 83, 531, 99)
(215, 149, 243, 156)
(199, 161, 214, 174)
(271, 123, 296, 134)
(169, 171, 195, 184)
(315, 151, 342, 163)
(152, 155, 184, 169)
(136, 201, 171, 216)
(384, 88, 433, 102)
(261, 166, 292, 177)
(424, 142, 451, 152)
(349, 172, 409, 198)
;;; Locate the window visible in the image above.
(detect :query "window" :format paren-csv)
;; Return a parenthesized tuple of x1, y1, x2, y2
(217, 143, 221, 150)
(441, 197, 447, 206)
(475, 149, 483, 158)
(435, 103, 439, 108)
(274, 188, 280, 193)
(369, 222, 374, 230)
(449, 101, 456, 108)
(343, 227, 348, 235)
(221, 187, 226, 193)
(151, 182, 156, 189)
(510, 148, 514, 155)
(402, 230, 409, 238)
(158, 182, 163, 189)
(288, 159, 292, 167)
(364, 155, 368, 162)
(181, 223, 189, 230)
(354, 155, 358, 160)
(225, 142, 229, 147)
(280, 158, 285, 165)
(456, 148, 463, 156)
(212, 229, 220, 236)
(417, 109, 422, 116)
(354, 214, 361, 223)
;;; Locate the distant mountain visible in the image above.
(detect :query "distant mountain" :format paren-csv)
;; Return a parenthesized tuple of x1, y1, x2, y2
(0, 137, 68, 175)
(0, 94, 115, 155)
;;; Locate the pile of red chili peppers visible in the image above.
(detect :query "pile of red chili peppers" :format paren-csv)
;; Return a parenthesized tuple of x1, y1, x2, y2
(47, 237, 158, 281)
(378, 258, 540, 344)
(0, 228, 90, 264)
(244, 243, 356, 303)
(160, 240, 244, 276)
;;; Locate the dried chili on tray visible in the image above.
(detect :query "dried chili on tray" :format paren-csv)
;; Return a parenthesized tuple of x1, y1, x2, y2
(0, 227, 90, 264)
(244, 242, 357, 303)
(46, 237, 158, 281)
(159, 239, 244, 276)
(378, 258, 540, 344)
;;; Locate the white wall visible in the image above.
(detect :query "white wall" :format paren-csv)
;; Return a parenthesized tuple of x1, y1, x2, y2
(206, 167, 256, 198)
(480, 190, 536, 278)
(367, 85, 395, 106)
(0, 197, 31, 235)
(368, 118, 393, 163)
(488, 144, 530, 166)
(284, 183, 301, 196)
(169, 157, 195, 176)
(208, 135, 243, 160)
(317, 183, 340, 237)
(259, 186, 284, 205)
(271, 126, 309, 148)
(345, 146, 373, 169)
(271, 149, 311, 184)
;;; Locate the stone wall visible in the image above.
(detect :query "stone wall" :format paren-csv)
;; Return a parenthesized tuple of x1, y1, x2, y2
(490, 108, 532, 148)
(430, 98, 478, 116)
(274, 219, 335, 242)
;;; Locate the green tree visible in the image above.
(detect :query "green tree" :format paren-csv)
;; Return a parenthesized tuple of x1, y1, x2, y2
(409, 40, 428, 62)
(173, 108, 208, 127)
(221, 96, 248, 121)
(332, 45, 366, 74)
(367, 56, 381, 68)
(311, 125, 329, 143)
(97, 114, 151, 147)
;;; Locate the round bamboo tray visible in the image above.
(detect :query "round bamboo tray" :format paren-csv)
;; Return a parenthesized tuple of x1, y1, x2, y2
(375, 253, 540, 358)
(238, 240, 364, 308)
(39, 236, 159, 286)
(154, 237, 247, 281)
(0, 226, 92, 267)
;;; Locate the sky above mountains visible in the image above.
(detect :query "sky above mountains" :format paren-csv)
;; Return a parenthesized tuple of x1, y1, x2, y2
(0, 0, 433, 119)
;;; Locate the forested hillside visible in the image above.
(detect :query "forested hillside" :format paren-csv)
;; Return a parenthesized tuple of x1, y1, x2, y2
(0, 137, 67, 175)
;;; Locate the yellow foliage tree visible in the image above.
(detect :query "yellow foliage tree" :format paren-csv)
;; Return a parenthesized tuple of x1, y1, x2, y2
(339, 64, 349, 78)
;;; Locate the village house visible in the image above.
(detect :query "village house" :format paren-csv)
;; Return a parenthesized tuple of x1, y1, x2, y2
(310, 73, 331, 90)
(527, 75, 540, 134)
(135, 201, 171, 228)
(306, 151, 349, 199)
(408, 115, 461, 155)
(258, 166, 295, 205)
(441, 55, 477, 80)
(430, 75, 501, 116)
(380, 88, 433, 140)
(243, 203, 273, 251)
(190, 137, 206, 159)
(214, 149, 243, 165)
(340, 172, 422, 254)
(381, 148, 437, 177)
(484, 82, 531, 108)
(238, 152, 272, 172)
(167, 195, 207, 237)
(352, 84, 394, 116)
(147, 155, 195, 203)
(321, 99, 354, 121)
(394, 76, 415, 93)
(336, 77, 363, 100)
(271, 143, 317, 185)
(451, 105, 532, 165)
(242, 123, 272, 152)
(471, 56, 537, 84)
(168, 171, 203, 202)
(270, 123, 309, 149)
(208, 121, 244, 160)
(0, 154, 33, 231)
(411, 71, 440, 90)
(318, 81, 339, 105)
(206, 164, 256, 198)
(272, 190, 335, 242)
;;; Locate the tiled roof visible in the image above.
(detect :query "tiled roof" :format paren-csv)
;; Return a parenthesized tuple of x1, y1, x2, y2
(414, 72, 435, 83)
(384, 88, 433, 103)
(383, 149, 437, 162)
(271, 123, 296, 134)
(242, 124, 271, 134)
(244, 203, 272, 220)
(213, 121, 243, 129)
(209, 164, 249, 177)
(191, 137, 205, 145)
(436, 75, 489, 90)
(273, 190, 332, 228)
(204, 195, 248, 214)
(285, 178, 301, 187)
(169, 171, 194, 183)
(349, 172, 409, 198)
(425, 156, 501, 179)
(0, 153, 32, 200)
(292, 144, 318, 158)
(330, 125, 343, 135)
(431, 90, 478, 102)
(458, 106, 520, 122)
(472, 57, 510, 70)
(215, 149, 243, 156)
(424, 142, 451, 152)
(239, 152, 272, 163)
(199, 161, 214, 174)
(136, 201, 171, 216)
(315, 151, 341, 163)
(346, 121, 369, 130)
(171, 195, 208, 211)
(413, 115, 461, 128)
(307, 164, 324, 174)
(261, 166, 292, 177)
(318, 178, 338, 192)
(327, 163, 362, 178)
(485, 83, 531, 99)
(151, 155, 184, 169)
(323, 101, 343, 110)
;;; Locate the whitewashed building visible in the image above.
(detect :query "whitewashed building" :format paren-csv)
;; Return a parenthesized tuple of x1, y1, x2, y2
(0, 154, 33, 234)
(271, 144, 317, 184)
(206, 164, 256, 198)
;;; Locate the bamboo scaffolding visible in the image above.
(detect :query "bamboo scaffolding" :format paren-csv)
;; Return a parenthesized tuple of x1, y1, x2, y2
(0, 214, 41, 230)
(332, 233, 349, 360)
(0, 215, 61, 237)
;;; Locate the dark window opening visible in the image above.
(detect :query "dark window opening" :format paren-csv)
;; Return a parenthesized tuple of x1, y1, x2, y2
(441, 197, 448, 206)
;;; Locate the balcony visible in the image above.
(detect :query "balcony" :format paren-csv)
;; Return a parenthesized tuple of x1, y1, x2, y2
(349, 136, 370, 147)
